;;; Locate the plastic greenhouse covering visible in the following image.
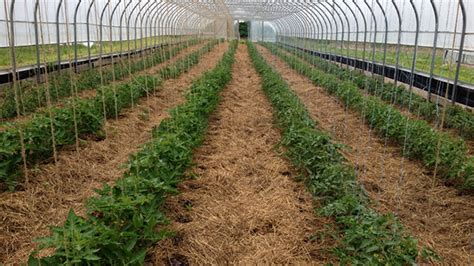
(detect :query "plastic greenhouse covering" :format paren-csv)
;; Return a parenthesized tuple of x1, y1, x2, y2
(2, 0, 474, 265)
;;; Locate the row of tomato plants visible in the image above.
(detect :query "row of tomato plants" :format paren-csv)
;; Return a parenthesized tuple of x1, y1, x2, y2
(0, 39, 203, 120)
(0, 40, 220, 190)
(247, 42, 433, 264)
(28, 40, 237, 265)
(263, 43, 474, 191)
(279, 44, 474, 141)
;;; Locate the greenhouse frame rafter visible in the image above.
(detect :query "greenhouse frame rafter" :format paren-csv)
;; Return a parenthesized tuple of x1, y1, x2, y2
(1, 0, 473, 106)
(2, 1, 474, 265)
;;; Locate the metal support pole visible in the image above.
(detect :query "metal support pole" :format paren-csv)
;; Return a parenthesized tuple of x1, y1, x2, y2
(119, 0, 133, 56)
(300, 8, 320, 54)
(364, 0, 377, 76)
(144, 2, 160, 50)
(353, 0, 367, 71)
(109, 0, 122, 68)
(451, 0, 467, 104)
(427, 0, 439, 102)
(153, 2, 167, 48)
(343, 0, 359, 67)
(311, 5, 330, 59)
(318, 3, 337, 62)
(34, 0, 41, 81)
(73, 0, 82, 72)
(408, 0, 420, 93)
(127, 0, 142, 57)
(391, 0, 402, 87)
(86, 0, 96, 67)
(327, 1, 345, 66)
(333, 0, 350, 68)
(56, 0, 64, 72)
(9, 0, 17, 79)
(307, 7, 325, 55)
(134, 0, 152, 52)
(375, 0, 388, 79)
(99, 0, 111, 63)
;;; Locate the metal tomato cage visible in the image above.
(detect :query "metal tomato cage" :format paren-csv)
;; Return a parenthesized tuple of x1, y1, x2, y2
(1, 0, 473, 106)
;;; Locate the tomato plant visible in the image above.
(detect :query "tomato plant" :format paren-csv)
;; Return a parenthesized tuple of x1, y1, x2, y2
(28, 41, 237, 264)
(265, 43, 473, 191)
(0, 40, 220, 190)
(0, 39, 203, 120)
(280, 44, 474, 141)
(248, 41, 424, 264)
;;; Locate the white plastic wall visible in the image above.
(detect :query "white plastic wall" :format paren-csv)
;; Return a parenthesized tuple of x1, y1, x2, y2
(270, 0, 473, 52)
(249, 21, 276, 42)
(0, 0, 198, 47)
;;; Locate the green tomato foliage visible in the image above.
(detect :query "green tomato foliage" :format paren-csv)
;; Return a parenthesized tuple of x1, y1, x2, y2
(0, 39, 202, 120)
(28, 40, 237, 264)
(264, 43, 473, 191)
(248, 41, 429, 264)
(0, 39, 220, 190)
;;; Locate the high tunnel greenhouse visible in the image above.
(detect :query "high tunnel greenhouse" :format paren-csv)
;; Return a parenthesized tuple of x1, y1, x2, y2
(0, 0, 473, 264)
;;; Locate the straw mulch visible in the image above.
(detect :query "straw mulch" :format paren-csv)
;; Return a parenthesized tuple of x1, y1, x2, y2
(148, 43, 335, 264)
(0, 42, 229, 265)
(257, 45, 474, 265)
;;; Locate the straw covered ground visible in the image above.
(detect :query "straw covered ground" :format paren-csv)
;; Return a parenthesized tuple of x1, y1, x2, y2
(257, 44, 474, 264)
(0, 42, 228, 264)
(149, 43, 336, 264)
(1, 41, 473, 265)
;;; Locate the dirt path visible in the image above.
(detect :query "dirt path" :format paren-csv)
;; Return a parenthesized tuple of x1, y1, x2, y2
(257, 45, 474, 264)
(0, 42, 229, 265)
(149, 44, 334, 264)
